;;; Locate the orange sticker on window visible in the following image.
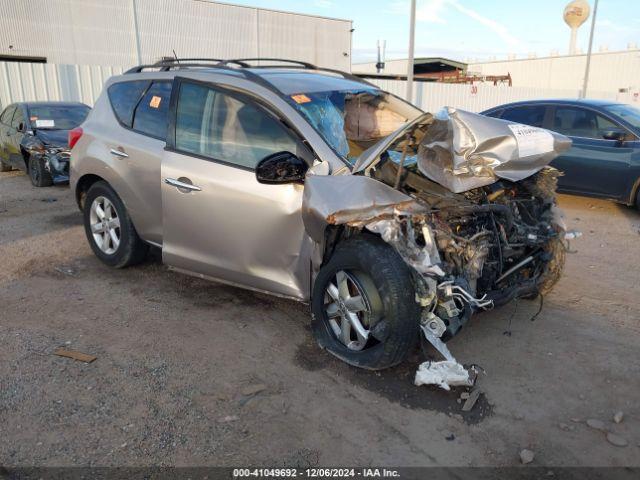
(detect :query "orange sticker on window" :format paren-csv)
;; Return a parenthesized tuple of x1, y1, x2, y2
(149, 95, 162, 108)
(30, 116, 38, 121)
(291, 94, 311, 104)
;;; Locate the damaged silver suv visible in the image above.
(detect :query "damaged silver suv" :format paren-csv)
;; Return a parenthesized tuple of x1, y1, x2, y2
(70, 58, 571, 370)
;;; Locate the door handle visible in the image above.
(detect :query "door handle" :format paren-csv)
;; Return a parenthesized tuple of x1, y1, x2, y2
(110, 148, 128, 158)
(164, 177, 201, 192)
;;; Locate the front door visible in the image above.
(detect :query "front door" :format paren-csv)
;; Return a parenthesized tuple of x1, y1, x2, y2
(161, 79, 312, 300)
(549, 105, 633, 200)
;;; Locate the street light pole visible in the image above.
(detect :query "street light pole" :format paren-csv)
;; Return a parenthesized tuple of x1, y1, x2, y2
(406, 0, 416, 103)
(581, 0, 599, 98)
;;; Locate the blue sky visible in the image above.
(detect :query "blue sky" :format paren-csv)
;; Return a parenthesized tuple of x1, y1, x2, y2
(219, 0, 640, 63)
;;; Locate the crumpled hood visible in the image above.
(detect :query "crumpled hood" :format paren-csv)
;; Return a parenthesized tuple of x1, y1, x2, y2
(33, 129, 70, 148)
(353, 107, 572, 193)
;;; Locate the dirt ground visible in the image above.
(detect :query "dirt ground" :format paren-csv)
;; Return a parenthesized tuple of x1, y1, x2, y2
(1, 169, 639, 468)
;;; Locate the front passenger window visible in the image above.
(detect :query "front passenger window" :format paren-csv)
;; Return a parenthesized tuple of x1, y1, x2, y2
(552, 106, 622, 139)
(175, 82, 298, 169)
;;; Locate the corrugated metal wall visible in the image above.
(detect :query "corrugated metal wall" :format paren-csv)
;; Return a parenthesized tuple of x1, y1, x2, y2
(0, 0, 352, 70)
(0, 62, 124, 108)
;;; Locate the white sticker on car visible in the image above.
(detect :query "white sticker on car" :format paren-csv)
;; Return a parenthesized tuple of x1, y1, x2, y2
(34, 119, 55, 128)
(508, 124, 554, 158)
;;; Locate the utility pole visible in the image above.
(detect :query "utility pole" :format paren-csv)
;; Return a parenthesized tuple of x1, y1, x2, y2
(131, 0, 142, 65)
(406, 0, 416, 103)
(581, 0, 599, 98)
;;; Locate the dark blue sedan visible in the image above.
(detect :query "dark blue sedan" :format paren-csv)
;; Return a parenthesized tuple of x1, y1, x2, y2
(482, 99, 640, 209)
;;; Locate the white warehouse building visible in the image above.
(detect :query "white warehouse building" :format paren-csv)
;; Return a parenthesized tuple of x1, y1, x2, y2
(0, 0, 353, 70)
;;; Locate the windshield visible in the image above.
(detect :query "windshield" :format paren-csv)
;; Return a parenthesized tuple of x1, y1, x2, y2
(28, 105, 90, 130)
(287, 89, 422, 164)
(604, 104, 640, 129)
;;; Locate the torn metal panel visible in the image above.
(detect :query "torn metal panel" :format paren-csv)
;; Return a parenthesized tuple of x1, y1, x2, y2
(302, 174, 413, 242)
(417, 108, 572, 193)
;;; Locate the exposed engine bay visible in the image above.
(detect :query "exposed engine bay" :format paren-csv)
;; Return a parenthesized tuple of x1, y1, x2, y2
(367, 160, 565, 341)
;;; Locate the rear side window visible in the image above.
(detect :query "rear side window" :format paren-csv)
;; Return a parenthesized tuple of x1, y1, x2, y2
(484, 108, 504, 119)
(108, 80, 150, 127)
(0, 106, 15, 124)
(501, 105, 547, 127)
(174, 82, 297, 169)
(132, 82, 172, 139)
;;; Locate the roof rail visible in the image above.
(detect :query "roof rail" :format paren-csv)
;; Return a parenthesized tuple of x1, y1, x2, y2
(220, 58, 317, 69)
(122, 57, 377, 88)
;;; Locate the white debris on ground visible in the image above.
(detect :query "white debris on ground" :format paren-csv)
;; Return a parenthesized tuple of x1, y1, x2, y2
(414, 360, 473, 391)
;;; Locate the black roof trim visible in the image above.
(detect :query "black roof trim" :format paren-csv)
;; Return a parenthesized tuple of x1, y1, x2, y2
(124, 58, 376, 88)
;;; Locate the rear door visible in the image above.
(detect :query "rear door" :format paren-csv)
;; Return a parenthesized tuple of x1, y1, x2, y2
(161, 78, 312, 300)
(548, 105, 634, 199)
(102, 79, 173, 244)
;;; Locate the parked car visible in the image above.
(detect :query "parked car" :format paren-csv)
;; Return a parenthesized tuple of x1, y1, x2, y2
(0, 101, 91, 186)
(70, 58, 570, 371)
(482, 99, 640, 209)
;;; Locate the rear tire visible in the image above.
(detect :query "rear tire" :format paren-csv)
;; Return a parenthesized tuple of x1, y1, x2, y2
(635, 187, 640, 210)
(83, 181, 148, 268)
(311, 235, 420, 370)
(28, 155, 53, 187)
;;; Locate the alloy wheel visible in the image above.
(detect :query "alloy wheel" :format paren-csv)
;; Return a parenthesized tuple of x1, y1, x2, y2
(89, 196, 121, 255)
(323, 270, 374, 351)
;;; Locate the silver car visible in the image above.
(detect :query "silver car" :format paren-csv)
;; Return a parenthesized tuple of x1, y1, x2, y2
(70, 58, 569, 370)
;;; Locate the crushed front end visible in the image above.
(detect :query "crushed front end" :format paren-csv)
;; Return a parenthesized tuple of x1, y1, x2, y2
(304, 107, 573, 349)
(23, 136, 71, 183)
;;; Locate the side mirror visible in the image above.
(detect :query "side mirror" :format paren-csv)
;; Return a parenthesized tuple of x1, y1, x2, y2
(17, 122, 25, 133)
(602, 129, 626, 142)
(256, 151, 308, 184)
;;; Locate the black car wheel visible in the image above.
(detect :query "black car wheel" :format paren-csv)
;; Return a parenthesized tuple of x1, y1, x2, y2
(635, 186, 640, 210)
(83, 181, 148, 268)
(28, 155, 53, 187)
(311, 235, 420, 370)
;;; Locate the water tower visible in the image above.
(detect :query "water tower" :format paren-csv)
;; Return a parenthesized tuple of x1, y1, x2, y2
(564, 0, 591, 54)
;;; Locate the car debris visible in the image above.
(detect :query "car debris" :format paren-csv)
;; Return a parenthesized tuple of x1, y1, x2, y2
(304, 107, 572, 380)
(519, 448, 535, 464)
(613, 411, 624, 424)
(53, 347, 97, 363)
(461, 389, 482, 412)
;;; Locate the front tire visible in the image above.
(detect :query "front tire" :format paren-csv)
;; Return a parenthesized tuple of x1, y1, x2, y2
(311, 235, 420, 370)
(28, 155, 53, 187)
(83, 181, 148, 268)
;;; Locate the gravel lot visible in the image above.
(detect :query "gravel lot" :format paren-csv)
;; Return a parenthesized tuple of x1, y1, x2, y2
(1, 169, 639, 468)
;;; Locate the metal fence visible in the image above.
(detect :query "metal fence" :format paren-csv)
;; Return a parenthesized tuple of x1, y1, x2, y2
(2, 60, 638, 113)
(368, 78, 633, 112)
